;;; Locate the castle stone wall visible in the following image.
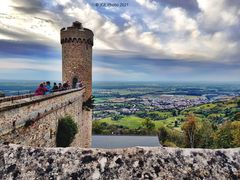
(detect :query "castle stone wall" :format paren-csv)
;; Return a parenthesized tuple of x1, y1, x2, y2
(61, 42, 92, 101)
(0, 88, 91, 148)
(0, 144, 239, 179)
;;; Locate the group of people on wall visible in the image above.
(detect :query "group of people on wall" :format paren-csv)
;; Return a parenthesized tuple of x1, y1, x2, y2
(34, 80, 83, 96)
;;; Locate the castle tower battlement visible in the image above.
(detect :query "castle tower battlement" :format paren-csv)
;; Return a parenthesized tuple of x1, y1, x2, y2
(61, 21, 94, 101)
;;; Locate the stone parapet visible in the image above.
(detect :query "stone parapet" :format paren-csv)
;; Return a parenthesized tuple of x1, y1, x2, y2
(0, 144, 239, 179)
(0, 94, 34, 106)
(61, 37, 93, 46)
(0, 88, 84, 112)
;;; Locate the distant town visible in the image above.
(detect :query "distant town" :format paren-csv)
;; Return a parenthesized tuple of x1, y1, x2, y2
(93, 82, 240, 120)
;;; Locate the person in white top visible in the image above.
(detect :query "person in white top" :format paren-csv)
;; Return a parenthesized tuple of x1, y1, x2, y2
(76, 80, 83, 88)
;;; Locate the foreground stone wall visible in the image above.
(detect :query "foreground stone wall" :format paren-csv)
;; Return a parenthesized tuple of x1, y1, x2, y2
(0, 88, 91, 148)
(0, 144, 239, 179)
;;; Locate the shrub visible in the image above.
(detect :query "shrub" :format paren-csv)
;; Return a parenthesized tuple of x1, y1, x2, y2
(112, 115, 124, 121)
(233, 112, 240, 121)
(237, 100, 240, 108)
(158, 126, 169, 144)
(142, 118, 155, 131)
(163, 141, 177, 147)
(167, 129, 185, 147)
(83, 96, 95, 111)
(157, 126, 185, 147)
(56, 115, 78, 147)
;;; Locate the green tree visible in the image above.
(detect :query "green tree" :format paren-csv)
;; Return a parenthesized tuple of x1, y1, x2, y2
(195, 120, 215, 148)
(230, 121, 240, 147)
(214, 122, 233, 148)
(172, 109, 178, 116)
(237, 100, 240, 108)
(142, 118, 155, 131)
(233, 112, 240, 121)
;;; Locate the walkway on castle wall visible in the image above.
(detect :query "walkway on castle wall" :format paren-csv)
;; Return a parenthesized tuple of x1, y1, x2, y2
(0, 87, 85, 112)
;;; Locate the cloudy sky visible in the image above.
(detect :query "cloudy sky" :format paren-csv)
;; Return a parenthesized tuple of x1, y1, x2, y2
(0, 0, 240, 82)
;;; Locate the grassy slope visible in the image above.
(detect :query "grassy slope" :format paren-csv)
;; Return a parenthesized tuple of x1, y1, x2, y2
(98, 115, 184, 129)
(96, 97, 240, 131)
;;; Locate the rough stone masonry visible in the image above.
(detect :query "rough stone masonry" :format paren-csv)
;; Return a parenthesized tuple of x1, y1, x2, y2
(0, 144, 239, 179)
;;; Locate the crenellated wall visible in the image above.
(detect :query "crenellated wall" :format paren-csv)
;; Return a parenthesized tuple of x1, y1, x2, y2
(0, 88, 92, 148)
(0, 144, 239, 179)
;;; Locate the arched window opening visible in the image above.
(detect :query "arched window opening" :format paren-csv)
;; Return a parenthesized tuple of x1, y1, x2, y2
(72, 77, 78, 88)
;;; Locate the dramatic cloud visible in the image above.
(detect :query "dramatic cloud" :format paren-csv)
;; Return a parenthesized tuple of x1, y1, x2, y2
(197, 0, 240, 33)
(135, 0, 158, 10)
(158, 0, 200, 13)
(0, 0, 239, 81)
(11, 0, 45, 14)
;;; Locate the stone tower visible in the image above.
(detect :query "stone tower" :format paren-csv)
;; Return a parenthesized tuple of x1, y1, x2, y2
(60, 21, 94, 101)
(60, 21, 93, 147)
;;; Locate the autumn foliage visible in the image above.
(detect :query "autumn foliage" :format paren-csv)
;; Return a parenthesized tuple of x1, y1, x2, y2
(182, 114, 198, 148)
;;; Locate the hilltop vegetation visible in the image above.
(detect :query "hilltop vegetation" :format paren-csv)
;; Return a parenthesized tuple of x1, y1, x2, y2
(93, 98, 240, 148)
(182, 99, 240, 124)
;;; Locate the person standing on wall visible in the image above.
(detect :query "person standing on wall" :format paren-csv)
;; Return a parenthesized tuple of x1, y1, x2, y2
(45, 81, 52, 94)
(34, 83, 48, 96)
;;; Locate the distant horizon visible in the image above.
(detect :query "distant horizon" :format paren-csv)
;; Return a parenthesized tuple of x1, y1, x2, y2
(1, 79, 240, 84)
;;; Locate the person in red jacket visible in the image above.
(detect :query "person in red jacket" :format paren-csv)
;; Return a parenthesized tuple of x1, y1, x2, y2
(34, 83, 48, 96)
